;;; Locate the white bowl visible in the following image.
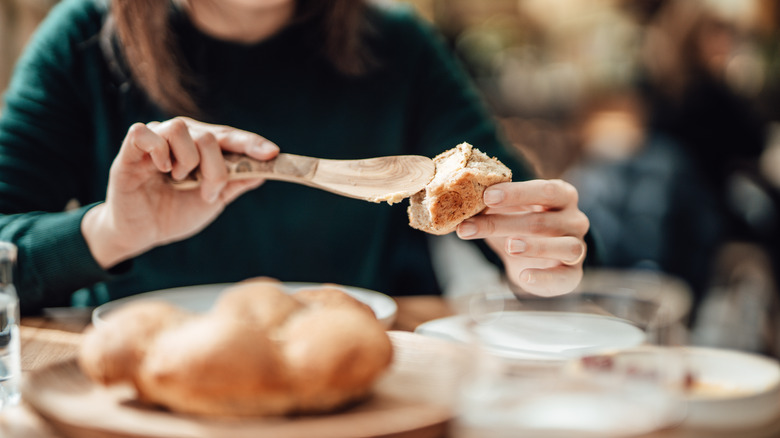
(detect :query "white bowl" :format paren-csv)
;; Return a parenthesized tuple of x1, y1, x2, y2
(568, 346, 780, 430)
(681, 346, 780, 429)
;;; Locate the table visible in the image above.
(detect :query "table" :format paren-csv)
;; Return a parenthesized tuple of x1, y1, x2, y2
(4, 296, 780, 438)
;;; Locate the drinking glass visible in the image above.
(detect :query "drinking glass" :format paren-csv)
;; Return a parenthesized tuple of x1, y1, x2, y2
(0, 242, 20, 412)
(448, 270, 692, 437)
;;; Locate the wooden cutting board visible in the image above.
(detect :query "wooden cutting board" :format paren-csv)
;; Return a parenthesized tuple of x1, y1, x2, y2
(22, 331, 467, 438)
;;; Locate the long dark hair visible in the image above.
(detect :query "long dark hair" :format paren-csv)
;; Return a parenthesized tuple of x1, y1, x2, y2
(104, 0, 372, 117)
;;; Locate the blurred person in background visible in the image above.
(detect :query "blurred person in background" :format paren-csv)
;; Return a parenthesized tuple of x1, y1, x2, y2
(636, 0, 768, 205)
(561, 0, 777, 336)
(626, 0, 779, 347)
(0, 0, 590, 314)
(563, 91, 720, 317)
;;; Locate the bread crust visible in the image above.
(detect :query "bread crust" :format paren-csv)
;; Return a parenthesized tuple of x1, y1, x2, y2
(281, 306, 393, 413)
(292, 285, 375, 319)
(78, 301, 191, 385)
(136, 314, 295, 417)
(213, 280, 303, 330)
(408, 143, 512, 234)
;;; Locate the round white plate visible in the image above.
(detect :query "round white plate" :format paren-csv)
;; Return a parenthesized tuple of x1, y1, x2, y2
(92, 282, 398, 328)
(415, 311, 646, 361)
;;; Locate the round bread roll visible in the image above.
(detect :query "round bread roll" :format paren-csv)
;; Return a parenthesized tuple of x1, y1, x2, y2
(281, 305, 393, 413)
(78, 300, 191, 385)
(408, 142, 512, 235)
(136, 313, 295, 416)
(237, 276, 282, 285)
(77, 279, 394, 417)
(292, 285, 375, 319)
(213, 280, 303, 330)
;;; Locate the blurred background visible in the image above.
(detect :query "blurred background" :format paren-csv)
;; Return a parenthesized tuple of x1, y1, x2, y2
(2, 0, 780, 354)
(399, 0, 780, 358)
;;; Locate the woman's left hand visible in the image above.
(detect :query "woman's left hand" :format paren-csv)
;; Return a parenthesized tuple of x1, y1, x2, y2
(456, 179, 590, 297)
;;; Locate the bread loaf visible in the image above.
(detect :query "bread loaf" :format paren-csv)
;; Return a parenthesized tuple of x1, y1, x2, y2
(408, 143, 512, 234)
(78, 279, 394, 417)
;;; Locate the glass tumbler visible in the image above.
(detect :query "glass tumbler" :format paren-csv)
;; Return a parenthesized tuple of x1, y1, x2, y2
(0, 242, 20, 411)
(449, 283, 688, 437)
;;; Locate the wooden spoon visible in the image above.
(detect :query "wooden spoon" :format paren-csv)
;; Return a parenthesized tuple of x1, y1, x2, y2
(169, 153, 435, 203)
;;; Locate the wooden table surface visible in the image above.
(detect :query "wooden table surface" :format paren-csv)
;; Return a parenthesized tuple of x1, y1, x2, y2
(4, 295, 780, 438)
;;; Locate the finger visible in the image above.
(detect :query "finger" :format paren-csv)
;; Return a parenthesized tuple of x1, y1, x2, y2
(515, 265, 584, 297)
(219, 129, 279, 160)
(192, 130, 228, 203)
(457, 210, 587, 239)
(180, 117, 280, 160)
(483, 204, 547, 215)
(221, 178, 266, 204)
(150, 118, 200, 181)
(504, 236, 587, 265)
(120, 123, 172, 172)
(482, 180, 578, 212)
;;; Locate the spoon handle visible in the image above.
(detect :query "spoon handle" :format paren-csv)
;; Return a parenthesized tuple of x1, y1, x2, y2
(169, 153, 318, 190)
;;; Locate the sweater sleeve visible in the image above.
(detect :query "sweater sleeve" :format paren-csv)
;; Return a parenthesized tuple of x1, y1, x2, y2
(0, 0, 117, 314)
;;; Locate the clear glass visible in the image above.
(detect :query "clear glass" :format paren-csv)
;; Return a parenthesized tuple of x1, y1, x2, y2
(447, 270, 692, 437)
(454, 351, 687, 438)
(0, 242, 20, 412)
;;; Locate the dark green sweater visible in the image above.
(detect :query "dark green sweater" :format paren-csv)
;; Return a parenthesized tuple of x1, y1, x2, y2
(0, 0, 531, 313)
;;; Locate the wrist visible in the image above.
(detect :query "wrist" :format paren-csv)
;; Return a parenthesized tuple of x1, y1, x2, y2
(81, 204, 149, 269)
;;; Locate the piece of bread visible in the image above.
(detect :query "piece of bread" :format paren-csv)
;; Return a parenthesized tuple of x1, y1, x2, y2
(135, 313, 295, 417)
(213, 280, 303, 330)
(78, 280, 394, 417)
(408, 143, 512, 235)
(78, 301, 192, 385)
(292, 285, 375, 319)
(280, 306, 393, 413)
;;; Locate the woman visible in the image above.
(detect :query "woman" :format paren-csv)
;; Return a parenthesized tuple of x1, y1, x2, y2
(0, 0, 589, 314)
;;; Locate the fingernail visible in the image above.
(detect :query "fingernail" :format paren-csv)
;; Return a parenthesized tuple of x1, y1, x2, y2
(508, 239, 526, 254)
(484, 188, 504, 206)
(523, 271, 536, 285)
(458, 221, 477, 238)
(250, 141, 277, 156)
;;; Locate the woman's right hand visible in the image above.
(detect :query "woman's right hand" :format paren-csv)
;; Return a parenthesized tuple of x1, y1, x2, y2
(81, 117, 279, 269)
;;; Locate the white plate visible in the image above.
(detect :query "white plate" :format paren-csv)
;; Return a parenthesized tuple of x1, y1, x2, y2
(92, 282, 398, 329)
(415, 311, 646, 361)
